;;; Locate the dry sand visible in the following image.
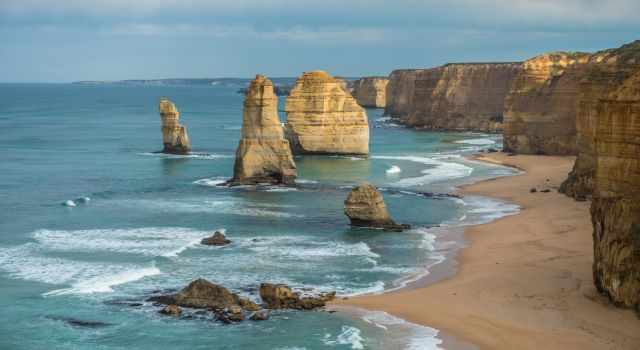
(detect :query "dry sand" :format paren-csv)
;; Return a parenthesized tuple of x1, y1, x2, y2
(336, 153, 640, 349)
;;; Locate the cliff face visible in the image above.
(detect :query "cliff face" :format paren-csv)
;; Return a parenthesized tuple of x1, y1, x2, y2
(159, 98, 191, 154)
(231, 75, 297, 185)
(590, 69, 640, 311)
(503, 52, 592, 155)
(560, 41, 640, 199)
(351, 77, 389, 108)
(384, 69, 424, 118)
(284, 71, 369, 155)
(403, 63, 522, 132)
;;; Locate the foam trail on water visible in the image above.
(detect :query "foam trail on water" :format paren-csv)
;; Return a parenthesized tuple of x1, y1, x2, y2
(373, 155, 473, 187)
(323, 326, 365, 349)
(44, 265, 161, 296)
(386, 165, 402, 175)
(455, 138, 496, 145)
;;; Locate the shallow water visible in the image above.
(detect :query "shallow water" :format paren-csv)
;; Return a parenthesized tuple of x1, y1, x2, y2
(0, 83, 517, 349)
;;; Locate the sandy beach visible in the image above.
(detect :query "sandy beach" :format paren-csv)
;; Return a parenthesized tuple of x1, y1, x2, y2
(337, 153, 640, 349)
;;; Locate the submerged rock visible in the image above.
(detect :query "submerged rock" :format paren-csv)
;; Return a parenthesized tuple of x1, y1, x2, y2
(159, 98, 191, 154)
(284, 70, 369, 155)
(159, 304, 182, 316)
(200, 231, 231, 246)
(259, 283, 335, 310)
(344, 182, 409, 231)
(230, 75, 297, 185)
(249, 309, 269, 321)
(216, 305, 245, 324)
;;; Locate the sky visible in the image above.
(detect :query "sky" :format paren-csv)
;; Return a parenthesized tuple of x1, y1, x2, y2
(0, 0, 638, 82)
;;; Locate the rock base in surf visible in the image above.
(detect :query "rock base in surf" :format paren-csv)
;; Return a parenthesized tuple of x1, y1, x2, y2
(259, 283, 336, 310)
(344, 183, 409, 231)
(201, 231, 231, 246)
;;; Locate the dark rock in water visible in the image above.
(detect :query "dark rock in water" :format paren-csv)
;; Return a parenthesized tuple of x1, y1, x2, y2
(238, 297, 260, 311)
(104, 299, 143, 307)
(147, 294, 177, 305)
(249, 310, 270, 321)
(259, 283, 335, 310)
(530, 188, 537, 193)
(200, 231, 231, 246)
(487, 148, 499, 153)
(216, 305, 245, 324)
(540, 189, 551, 193)
(174, 279, 239, 309)
(47, 316, 112, 328)
(159, 304, 182, 316)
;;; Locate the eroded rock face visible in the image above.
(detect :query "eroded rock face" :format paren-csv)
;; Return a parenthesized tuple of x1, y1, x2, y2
(384, 69, 424, 118)
(503, 52, 592, 155)
(259, 283, 335, 310)
(284, 71, 369, 155)
(352, 77, 389, 108)
(560, 41, 640, 199)
(159, 98, 191, 154)
(344, 183, 408, 230)
(402, 63, 521, 132)
(589, 69, 640, 311)
(149, 278, 258, 312)
(231, 75, 297, 185)
(200, 231, 231, 246)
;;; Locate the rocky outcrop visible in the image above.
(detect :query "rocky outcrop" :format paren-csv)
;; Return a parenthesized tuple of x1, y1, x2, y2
(259, 283, 335, 310)
(402, 63, 521, 132)
(384, 69, 425, 118)
(201, 231, 231, 246)
(159, 98, 191, 154)
(284, 71, 369, 155)
(352, 77, 389, 108)
(503, 52, 592, 155)
(344, 183, 409, 231)
(560, 41, 640, 199)
(230, 75, 297, 185)
(590, 68, 640, 311)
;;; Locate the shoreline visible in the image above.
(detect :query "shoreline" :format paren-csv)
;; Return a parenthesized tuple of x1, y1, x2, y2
(334, 152, 640, 349)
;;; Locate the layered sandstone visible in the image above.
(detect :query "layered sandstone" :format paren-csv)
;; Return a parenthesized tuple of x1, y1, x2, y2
(231, 75, 297, 185)
(384, 69, 424, 118)
(403, 63, 522, 132)
(159, 98, 191, 154)
(284, 71, 369, 155)
(560, 41, 640, 199)
(344, 183, 408, 231)
(351, 77, 389, 108)
(590, 69, 640, 311)
(503, 52, 591, 155)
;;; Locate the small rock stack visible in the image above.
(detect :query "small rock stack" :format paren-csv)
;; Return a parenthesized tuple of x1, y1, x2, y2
(344, 182, 409, 231)
(159, 98, 191, 154)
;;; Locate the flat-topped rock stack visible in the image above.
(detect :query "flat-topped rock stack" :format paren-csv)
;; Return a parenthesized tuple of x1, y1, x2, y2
(284, 70, 369, 155)
(352, 77, 389, 108)
(344, 182, 409, 231)
(159, 98, 191, 154)
(230, 75, 297, 185)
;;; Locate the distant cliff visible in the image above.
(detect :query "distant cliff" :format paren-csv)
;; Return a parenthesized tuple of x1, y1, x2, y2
(503, 52, 591, 155)
(384, 63, 521, 132)
(352, 77, 389, 108)
(560, 41, 640, 199)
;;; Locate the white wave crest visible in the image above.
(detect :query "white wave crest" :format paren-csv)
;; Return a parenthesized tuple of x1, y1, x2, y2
(385, 165, 402, 175)
(138, 152, 232, 160)
(455, 138, 496, 145)
(361, 311, 444, 350)
(193, 177, 228, 187)
(45, 265, 161, 296)
(373, 155, 473, 187)
(324, 326, 365, 349)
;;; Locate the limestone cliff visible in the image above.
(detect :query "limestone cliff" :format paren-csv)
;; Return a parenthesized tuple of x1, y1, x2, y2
(503, 52, 592, 155)
(560, 41, 640, 199)
(384, 69, 424, 118)
(159, 98, 191, 154)
(284, 71, 369, 155)
(403, 63, 522, 132)
(590, 69, 640, 311)
(351, 77, 389, 108)
(231, 75, 297, 185)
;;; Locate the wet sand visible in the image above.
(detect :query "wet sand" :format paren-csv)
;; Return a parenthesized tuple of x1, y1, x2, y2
(336, 153, 640, 349)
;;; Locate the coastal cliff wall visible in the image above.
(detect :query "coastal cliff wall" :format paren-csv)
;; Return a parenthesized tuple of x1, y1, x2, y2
(590, 69, 640, 311)
(352, 77, 389, 108)
(384, 69, 425, 118)
(560, 41, 640, 199)
(284, 70, 369, 155)
(503, 52, 591, 155)
(404, 63, 522, 132)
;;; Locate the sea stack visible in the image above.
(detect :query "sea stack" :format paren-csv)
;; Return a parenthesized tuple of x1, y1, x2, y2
(352, 77, 389, 108)
(344, 183, 408, 231)
(230, 75, 297, 185)
(284, 70, 369, 155)
(159, 98, 191, 154)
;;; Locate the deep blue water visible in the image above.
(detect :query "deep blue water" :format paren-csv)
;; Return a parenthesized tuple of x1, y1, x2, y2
(0, 83, 517, 349)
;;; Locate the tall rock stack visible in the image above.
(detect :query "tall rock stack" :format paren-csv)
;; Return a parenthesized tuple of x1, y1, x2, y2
(285, 71, 369, 155)
(231, 75, 297, 185)
(159, 98, 191, 154)
(560, 41, 640, 199)
(503, 52, 591, 155)
(404, 63, 522, 132)
(352, 77, 389, 108)
(590, 69, 640, 311)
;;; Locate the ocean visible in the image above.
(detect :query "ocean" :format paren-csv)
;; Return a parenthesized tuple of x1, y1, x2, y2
(0, 82, 518, 349)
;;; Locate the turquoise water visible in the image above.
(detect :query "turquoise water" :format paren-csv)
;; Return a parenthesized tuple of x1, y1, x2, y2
(0, 83, 517, 349)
